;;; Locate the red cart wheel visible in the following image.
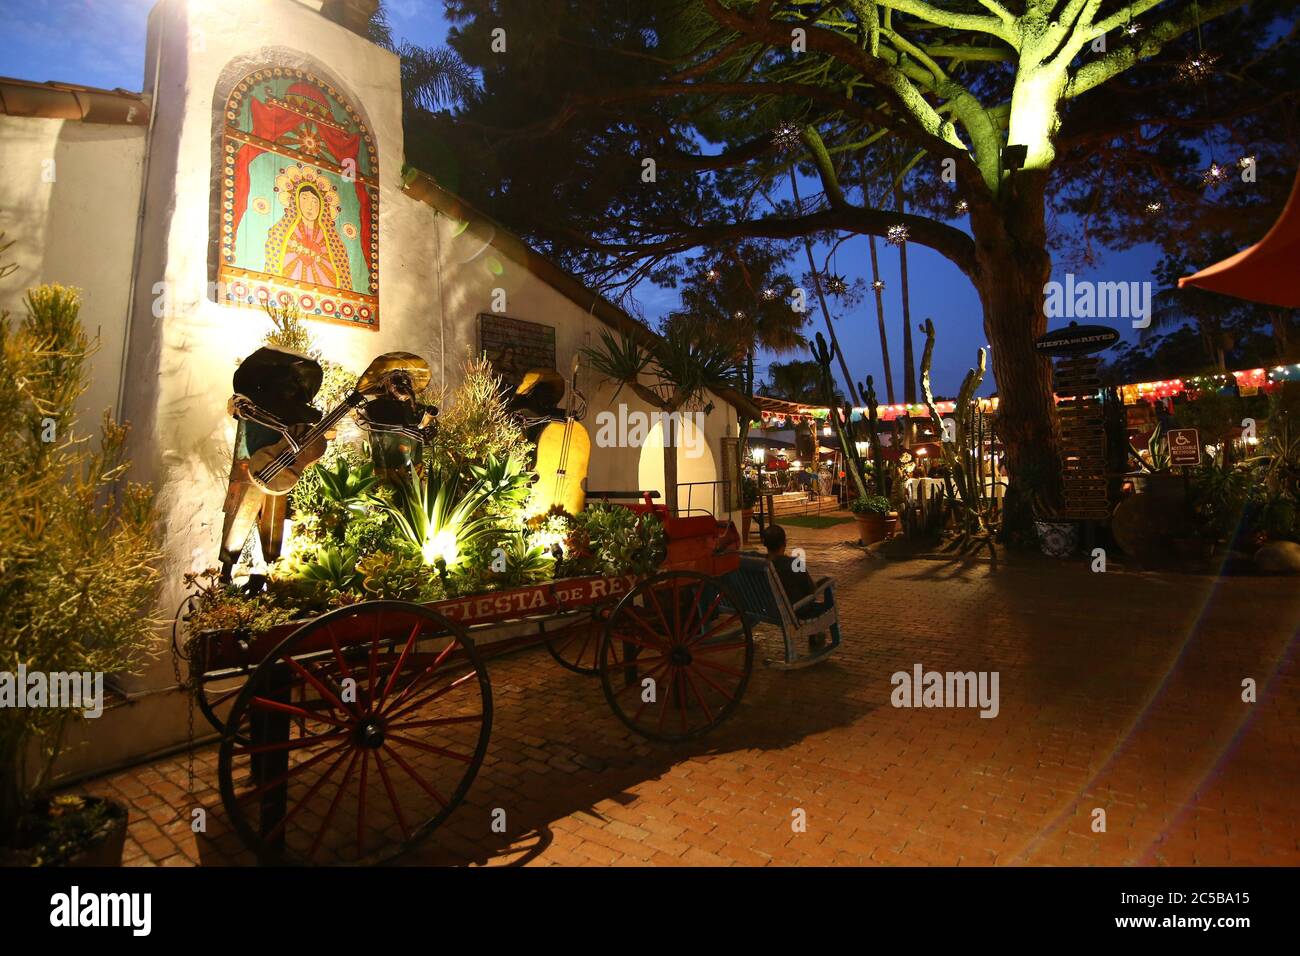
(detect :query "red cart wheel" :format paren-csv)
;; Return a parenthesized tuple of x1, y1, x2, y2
(599, 571, 753, 742)
(218, 601, 492, 865)
(545, 609, 607, 675)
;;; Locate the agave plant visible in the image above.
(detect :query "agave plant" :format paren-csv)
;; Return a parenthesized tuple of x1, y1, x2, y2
(295, 546, 361, 593)
(385, 465, 500, 568)
(316, 457, 381, 514)
(468, 454, 532, 512)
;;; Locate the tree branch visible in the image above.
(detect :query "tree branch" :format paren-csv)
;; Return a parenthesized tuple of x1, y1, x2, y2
(1064, 0, 1251, 99)
(873, 0, 1018, 44)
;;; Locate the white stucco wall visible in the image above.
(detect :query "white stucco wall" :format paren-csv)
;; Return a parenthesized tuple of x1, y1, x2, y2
(0, 115, 145, 430)
(29, 0, 737, 776)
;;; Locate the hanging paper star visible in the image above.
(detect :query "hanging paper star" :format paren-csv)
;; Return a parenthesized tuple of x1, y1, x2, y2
(1177, 50, 1220, 83)
(705, 267, 720, 283)
(1238, 154, 1256, 170)
(872, 278, 886, 292)
(954, 199, 969, 214)
(771, 123, 803, 153)
(1201, 163, 1228, 188)
(1122, 21, 1142, 37)
(733, 310, 747, 321)
(761, 287, 779, 300)
(824, 274, 848, 295)
(1144, 201, 1164, 215)
(886, 224, 909, 246)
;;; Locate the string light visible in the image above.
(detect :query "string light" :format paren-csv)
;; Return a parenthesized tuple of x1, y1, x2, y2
(886, 224, 909, 246)
(1177, 50, 1220, 83)
(1201, 162, 1228, 187)
(771, 122, 803, 153)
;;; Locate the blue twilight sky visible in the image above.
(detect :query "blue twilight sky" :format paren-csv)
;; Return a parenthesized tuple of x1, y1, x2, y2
(0, 0, 1172, 399)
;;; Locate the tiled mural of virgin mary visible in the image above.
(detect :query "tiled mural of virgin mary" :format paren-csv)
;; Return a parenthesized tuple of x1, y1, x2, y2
(217, 68, 379, 329)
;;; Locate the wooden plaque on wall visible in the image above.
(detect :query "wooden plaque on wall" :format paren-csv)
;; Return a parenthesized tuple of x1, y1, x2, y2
(477, 314, 557, 386)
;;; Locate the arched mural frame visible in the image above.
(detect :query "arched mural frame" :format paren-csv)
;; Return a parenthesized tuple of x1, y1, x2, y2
(209, 49, 380, 330)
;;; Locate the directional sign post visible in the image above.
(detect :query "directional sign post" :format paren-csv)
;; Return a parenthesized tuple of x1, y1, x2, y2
(1167, 428, 1201, 468)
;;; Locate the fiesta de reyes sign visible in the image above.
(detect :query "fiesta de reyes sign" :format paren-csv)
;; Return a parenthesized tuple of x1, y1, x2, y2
(217, 69, 380, 329)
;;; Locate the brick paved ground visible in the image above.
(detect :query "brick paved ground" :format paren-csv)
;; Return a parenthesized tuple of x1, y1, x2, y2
(72, 515, 1300, 866)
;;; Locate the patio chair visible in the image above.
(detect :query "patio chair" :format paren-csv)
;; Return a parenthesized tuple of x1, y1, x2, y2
(723, 554, 842, 669)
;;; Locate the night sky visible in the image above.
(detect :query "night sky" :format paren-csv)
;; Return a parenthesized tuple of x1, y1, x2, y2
(3, 0, 1179, 400)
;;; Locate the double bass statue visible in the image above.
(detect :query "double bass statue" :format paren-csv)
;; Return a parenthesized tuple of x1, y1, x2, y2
(511, 355, 591, 516)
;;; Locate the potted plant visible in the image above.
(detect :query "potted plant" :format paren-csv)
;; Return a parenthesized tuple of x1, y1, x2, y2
(850, 493, 892, 545)
(740, 475, 759, 541)
(0, 285, 162, 866)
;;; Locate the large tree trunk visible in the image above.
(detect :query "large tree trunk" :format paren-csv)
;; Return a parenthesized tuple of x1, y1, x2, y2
(966, 169, 1060, 538)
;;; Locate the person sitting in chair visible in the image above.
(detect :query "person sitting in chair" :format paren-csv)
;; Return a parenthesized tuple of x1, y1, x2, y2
(762, 524, 834, 648)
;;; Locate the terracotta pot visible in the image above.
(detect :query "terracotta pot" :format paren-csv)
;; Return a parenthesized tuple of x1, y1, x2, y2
(855, 512, 888, 545)
(32, 796, 128, 867)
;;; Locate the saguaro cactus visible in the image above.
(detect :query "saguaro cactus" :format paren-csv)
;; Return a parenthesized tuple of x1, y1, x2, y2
(811, 333, 870, 502)
(856, 375, 888, 497)
(919, 318, 996, 547)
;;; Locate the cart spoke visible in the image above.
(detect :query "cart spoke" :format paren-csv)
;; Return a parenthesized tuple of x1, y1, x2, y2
(686, 612, 744, 649)
(383, 743, 450, 809)
(286, 656, 356, 719)
(623, 660, 670, 710)
(263, 743, 353, 842)
(247, 696, 347, 730)
(372, 750, 412, 842)
(356, 749, 370, 858)
(385, 733, 475, 764)
(234, 729, 347, 756)
(307, 747, 360, 863)
(686, 662, 739, 703)
(681, 667, 714, 725)
(240, 739, 349, 801)
(691, 657, 746, 679)
(379, 619, 424, 707)
(385, 713, 484, 732)
(618, 608, 670, 655)
(380, 637, 461, 717)
(384, 669, 478, 724)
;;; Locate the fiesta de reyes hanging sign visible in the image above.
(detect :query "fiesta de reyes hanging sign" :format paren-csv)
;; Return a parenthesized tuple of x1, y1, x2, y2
(218, 68, 379, 329)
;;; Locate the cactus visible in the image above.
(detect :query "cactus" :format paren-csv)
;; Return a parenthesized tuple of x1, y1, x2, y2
(857, 375, 889, 497)
(811, 333, 870, 502)
(918, 318, 997, 549)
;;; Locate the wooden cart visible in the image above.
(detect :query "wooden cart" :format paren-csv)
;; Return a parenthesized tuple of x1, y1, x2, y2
(188, 507, 752, 865)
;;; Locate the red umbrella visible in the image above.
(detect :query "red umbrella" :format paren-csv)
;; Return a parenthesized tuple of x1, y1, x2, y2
(1179, 167, 1300, 307)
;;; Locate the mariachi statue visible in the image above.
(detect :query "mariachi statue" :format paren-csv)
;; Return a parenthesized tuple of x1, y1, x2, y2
(356, 368, 437, 484)
(509, 359, 590, 516)
(219, 348, 436, 579)
(219, 346, 323, 580)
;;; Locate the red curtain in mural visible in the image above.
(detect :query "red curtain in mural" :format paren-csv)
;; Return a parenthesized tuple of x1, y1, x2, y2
(230, 94, 368, 256)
